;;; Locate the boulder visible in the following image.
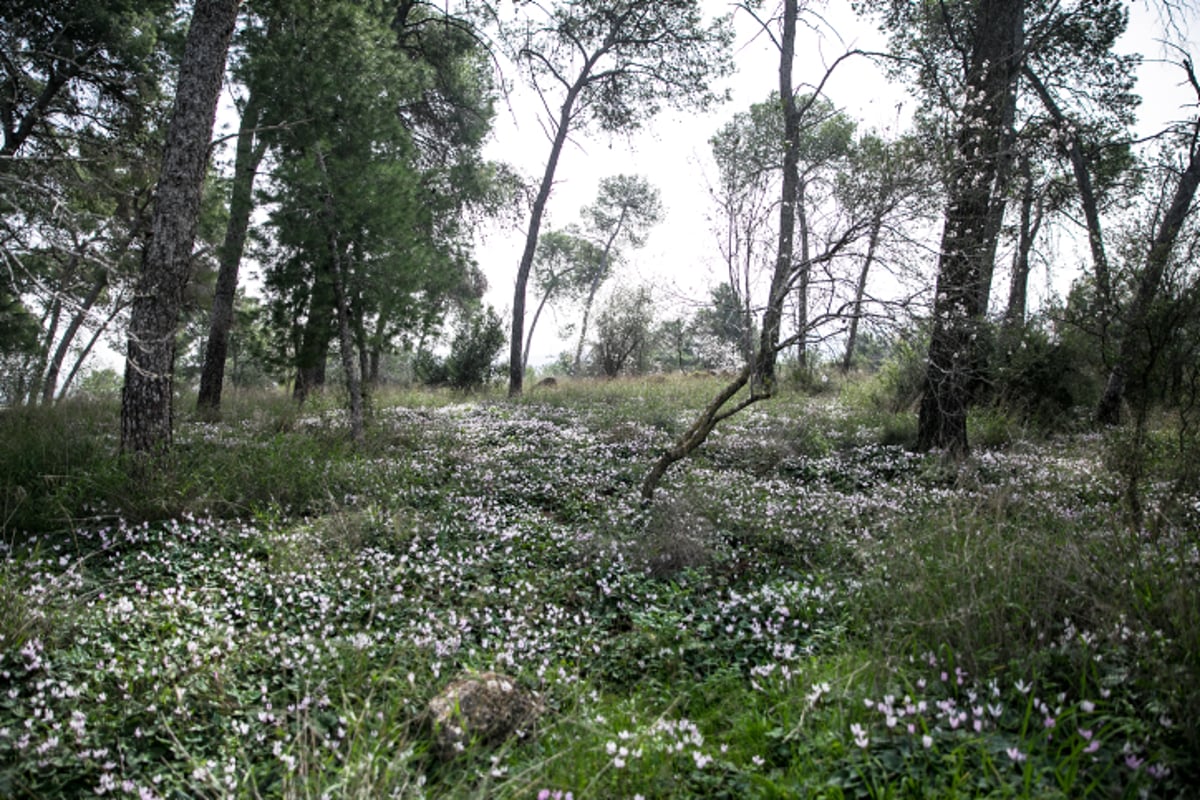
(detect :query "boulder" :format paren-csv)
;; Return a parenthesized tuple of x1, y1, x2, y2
(427, 671, 540, 759)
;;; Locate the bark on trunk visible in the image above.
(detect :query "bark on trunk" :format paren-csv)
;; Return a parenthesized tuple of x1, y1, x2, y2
(640, 0, 802, 501)
(120, 0, 239, 456)
(59, 288, 130, 400)
(315, 148, 365, 444)
(197, 89, 266, 416)
(510, 66, 596, 396)
(522, 284, 555, 377)
(1003, 155, 1041, 329)
(29, 296, 63, 405)
(293, 270, 334, 404)
(916, 0, 1025, 454)
(794, 179, 810, 370)
(755, 0, 801, 394)
(842, 215, 882, 372)
(1024, 67, 1113, 340)
(1097, 135, 1200, 424)
(42, 269, 107, 403)
(572, 203, 628, 375)
(640, 365, 754, 501)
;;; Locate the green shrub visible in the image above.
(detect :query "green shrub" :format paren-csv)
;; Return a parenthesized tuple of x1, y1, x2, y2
(991, 322, 1099, 430)
(444, 305, 506, 390)
(873, 330, 928, 413)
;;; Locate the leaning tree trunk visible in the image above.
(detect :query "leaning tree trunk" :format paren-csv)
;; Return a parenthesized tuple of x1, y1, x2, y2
(522, 282, 557, 377)
(842, 214, 883, 373)
(641, 0, 802, 501)
(572, 204, 628, 375)
(29, 294, 64, 405)
(41, 269, 107, 403)
(1025, 67, 1114, 346)
(916, 0, 1025, 454)
(120, 0, 240, 456)
(1097, 132, 1200, 425)
(59, 287, 130, 400)
(197, 89, 266, 417)
(510, 73, 591, 396)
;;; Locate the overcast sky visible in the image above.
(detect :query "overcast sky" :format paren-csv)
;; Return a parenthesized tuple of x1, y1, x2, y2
(475, 1, 1199, 367)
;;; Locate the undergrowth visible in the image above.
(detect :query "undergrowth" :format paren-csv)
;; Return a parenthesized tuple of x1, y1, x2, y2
(1, 376, 1196, 798)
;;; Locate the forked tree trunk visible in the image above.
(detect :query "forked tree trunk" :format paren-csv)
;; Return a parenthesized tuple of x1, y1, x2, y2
(120, 0, 239, 456)
(42, 269, 107, 403)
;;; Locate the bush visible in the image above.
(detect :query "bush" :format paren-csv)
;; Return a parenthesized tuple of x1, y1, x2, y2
(413, 348, 449, 386)
(990, 321, 1099, 429)
(445, 305, 505, 390)
(872, 330, 928, 413)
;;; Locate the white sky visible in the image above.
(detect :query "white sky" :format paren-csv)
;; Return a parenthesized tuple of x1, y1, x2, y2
(475, 0, 1199, 367)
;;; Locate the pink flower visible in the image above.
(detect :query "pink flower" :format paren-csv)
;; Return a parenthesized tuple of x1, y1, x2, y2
(850, 723, 869, 749)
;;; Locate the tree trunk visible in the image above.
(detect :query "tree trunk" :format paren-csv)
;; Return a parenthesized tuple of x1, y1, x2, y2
(42, 269, 107, 403)
(1097, 133, 1200, 424)
(755, 0, 801, 395)
(197, 89, 266, 417)
(369, 349, 381, 385)
(640, 0, 802, 501)
(509, 72, 593, 396)
(572, 204, 628, 374)
(976, 107, 1018, 316)
(1024, 67, 1113, 341)
(522, 283, 555, 376)
(58, 287, 130, 401)
(293, 272, 334, 403)
(640, 364, 754, 500)
(916, 0, 1025, 454)
(29, 295, 63, 405)
(740, 217, 755, 365)
(842, 215, 882, 372)
(794, 179, 810, 370)
(314, 148, 365, 444)
(571, 255, 606, 375)
(1003, 155, 1042, 329)
(120, 0, 239, 456)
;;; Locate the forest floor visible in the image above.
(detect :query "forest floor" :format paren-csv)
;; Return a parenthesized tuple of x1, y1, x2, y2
(1, 374, 1197, 798)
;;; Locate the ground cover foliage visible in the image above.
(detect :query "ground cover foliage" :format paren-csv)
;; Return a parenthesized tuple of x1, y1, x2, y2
(1, 375, 1198, 798)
